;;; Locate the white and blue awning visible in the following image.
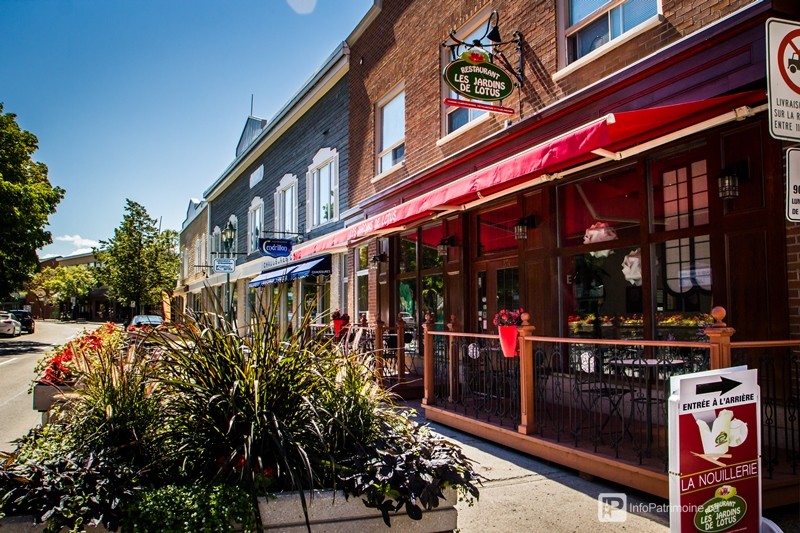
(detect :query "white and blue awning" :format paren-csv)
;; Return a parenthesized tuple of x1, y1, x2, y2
(248, 254, 332, 287)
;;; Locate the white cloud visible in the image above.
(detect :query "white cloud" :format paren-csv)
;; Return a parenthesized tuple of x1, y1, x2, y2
(55, 235, 100, 249)
(286, 0, 316, 15)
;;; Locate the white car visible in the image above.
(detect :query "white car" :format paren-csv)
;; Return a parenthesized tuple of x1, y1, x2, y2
(0, 312, 22, 337)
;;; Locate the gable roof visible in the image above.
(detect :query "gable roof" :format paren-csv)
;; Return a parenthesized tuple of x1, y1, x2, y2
(236, 116, 268, 158)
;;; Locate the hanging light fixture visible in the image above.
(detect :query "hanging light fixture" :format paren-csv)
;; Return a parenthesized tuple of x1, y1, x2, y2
(514, 215, 536, 240)
(718, 172, 739, 200)
(718, 162, 747, 200)
(437, 236, 456, 257)
(369, 252, 387, 271)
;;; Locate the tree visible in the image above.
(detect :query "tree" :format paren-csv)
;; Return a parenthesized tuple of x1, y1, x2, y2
(30, 265, 97, 307)
(94, 200, 179, 315)
(0, 104, 65, 299)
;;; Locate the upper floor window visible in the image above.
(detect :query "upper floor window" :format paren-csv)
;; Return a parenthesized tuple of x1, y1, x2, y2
(307, 148, 339, 229)
(376, 86, 405, 174)
(250, 165, 264, 188)
(193, 236, 202, 273)
(211, 226, 221, 263)
(248, 197, 263, 254)
(275, 174, 298, 236)
(566, 0, 658, 64)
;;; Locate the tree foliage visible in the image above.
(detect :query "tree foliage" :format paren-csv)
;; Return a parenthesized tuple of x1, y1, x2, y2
(0, 104, 65, 299)
(29, 264, 97, 306)
(94, 200, 179, 313)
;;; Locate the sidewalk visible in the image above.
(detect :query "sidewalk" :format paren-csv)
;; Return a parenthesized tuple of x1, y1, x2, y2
(404, 403, 798, 532)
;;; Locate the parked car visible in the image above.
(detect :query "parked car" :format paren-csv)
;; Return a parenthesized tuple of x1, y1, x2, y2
(0, 312, 22, 337)
(126, 315, 164, 332)
(399, 312, 415, 325)
(9, 309, 35, 334)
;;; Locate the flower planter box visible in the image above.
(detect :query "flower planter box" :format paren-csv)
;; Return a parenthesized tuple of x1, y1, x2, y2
(32, 382, 74, 413)
(258, 488, 458, 532)
(0, 489, 457, 533)
(0, 516, 108, 532)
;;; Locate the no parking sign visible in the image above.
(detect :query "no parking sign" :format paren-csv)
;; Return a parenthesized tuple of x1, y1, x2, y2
(767, 18, 800, 141)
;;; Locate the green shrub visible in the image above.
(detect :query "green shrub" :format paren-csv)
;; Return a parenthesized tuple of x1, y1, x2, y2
(122, 484, 256, 533)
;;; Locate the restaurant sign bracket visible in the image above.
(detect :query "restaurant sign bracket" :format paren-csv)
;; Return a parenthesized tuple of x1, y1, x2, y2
(442, 10, 524, 108)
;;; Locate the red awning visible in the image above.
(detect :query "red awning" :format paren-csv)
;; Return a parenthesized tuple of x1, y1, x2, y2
(292, 90, 765, 260)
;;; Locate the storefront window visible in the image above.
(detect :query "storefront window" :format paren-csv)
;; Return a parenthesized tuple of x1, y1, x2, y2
(399, 232, 417, 274)
(560, 169, 641, 247)
(476, 266, 519, 333)
(477, 204, 521, 255)
(565, 245, 644, 339)
(398, 278, 417, 325)
(421, 224, 444, 269)
(497, 267, 519, 312)
(653, 236, 713, 340)
(652, 159, 708, 232)
(422, 274, 444, 329)
(356, 246, 369, 322)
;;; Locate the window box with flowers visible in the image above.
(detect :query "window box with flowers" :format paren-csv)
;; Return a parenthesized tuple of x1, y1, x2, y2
(494, 308, 524, 357)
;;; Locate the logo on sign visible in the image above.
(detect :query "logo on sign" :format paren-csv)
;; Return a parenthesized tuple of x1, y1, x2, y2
(443, 59, 514, 102)
(258, 238, 292, 258)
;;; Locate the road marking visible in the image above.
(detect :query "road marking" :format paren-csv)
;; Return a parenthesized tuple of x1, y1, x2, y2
(0, 358, 19, 367)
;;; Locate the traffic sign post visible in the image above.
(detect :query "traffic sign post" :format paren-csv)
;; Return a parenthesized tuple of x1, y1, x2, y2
(668, 367, 761, 532)
(767, 18, 800, 141)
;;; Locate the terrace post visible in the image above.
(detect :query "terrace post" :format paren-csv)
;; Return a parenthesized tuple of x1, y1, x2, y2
(705, 306, 735, 369)
(375, 319, 385, 380)
(422, 312, 436, 406)
(447, 314, 458, 403)
(517, 312, 536, 435)
(397, 318, 406, 381)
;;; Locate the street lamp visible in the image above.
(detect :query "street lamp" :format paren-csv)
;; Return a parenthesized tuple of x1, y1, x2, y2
(221, 221, 236, 324)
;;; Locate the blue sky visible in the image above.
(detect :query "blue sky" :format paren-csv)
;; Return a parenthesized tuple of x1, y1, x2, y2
(0, 0, 372, 259)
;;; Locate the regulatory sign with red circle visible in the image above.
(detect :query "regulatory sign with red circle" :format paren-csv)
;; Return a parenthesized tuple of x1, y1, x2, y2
(767, 18, 800, 141)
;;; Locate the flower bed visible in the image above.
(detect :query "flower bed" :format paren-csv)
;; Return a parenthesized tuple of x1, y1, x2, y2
(1, 308, 479, 532)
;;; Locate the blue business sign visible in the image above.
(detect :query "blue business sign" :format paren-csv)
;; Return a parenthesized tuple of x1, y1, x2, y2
(258, 238, 292, 258)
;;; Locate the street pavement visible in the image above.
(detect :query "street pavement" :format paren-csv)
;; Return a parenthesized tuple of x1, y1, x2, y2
(402, 402, 799, 533)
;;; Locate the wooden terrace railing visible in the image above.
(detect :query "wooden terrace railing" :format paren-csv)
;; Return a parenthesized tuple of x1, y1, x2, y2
(420, 307, 799, 506)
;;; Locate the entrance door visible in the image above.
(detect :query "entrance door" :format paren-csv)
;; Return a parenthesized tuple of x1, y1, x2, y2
(476, 264, 519, 333)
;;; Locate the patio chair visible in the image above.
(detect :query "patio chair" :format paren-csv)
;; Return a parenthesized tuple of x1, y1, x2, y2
(571, 346, 634, 447)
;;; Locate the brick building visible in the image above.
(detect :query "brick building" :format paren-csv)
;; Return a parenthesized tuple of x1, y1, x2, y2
(293, 0, 800, 345)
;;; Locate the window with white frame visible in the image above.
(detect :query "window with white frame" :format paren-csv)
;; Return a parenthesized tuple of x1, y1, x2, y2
(194, 236, 202, 273)
(274, 174, 298, 236)
(443, 16, 494, 134)
(211, 226, 221, 262)
(565, 0, 658, 64)
(356, 246, 370, 322)
(182, 249, 189, 279)
(307, 148, 339, 228)
(248, 197, 263, 253)
(376, 86, 405, 174)
(249, 164, 264, 188)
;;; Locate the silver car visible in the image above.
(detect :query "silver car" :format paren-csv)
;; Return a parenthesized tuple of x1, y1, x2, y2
(0, 312, 22, 337)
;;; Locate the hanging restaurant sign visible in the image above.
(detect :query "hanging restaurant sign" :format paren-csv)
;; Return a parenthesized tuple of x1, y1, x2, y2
(443, 57, 514, 102)
(258, 238, 292, 258)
